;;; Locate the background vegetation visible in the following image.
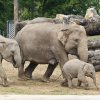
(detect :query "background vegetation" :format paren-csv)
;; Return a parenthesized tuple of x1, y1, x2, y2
(0, 0, 100, 36)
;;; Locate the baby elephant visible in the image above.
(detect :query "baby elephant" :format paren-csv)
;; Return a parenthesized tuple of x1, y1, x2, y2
(0, 35, 21, 87)
(62, 59, 98, 90)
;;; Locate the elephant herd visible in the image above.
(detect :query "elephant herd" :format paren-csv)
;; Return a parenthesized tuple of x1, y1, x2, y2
(0, 16, 99, 90)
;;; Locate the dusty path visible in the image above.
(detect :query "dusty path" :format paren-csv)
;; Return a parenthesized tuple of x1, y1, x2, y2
(0, 60, 100, 95)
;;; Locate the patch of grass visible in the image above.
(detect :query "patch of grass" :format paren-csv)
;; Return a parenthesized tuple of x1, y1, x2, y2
(88, 35, 100, 41)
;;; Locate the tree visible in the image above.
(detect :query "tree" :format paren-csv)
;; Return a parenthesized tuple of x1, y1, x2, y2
(0, 0, 100, 36)
(0, 0, 13, 36)
(14, 0, 19, 23)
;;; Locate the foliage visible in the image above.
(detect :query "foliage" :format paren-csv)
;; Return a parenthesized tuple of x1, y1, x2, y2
(0, 0, 100, 35)
(0, 0, 13, 36)
(19, 0, 100, 19)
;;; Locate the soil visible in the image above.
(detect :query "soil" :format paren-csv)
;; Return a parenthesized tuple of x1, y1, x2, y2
(0, 60, 100, 95)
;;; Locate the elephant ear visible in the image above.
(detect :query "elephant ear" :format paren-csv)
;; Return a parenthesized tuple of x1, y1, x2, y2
(78, 65, 86, 79)
(78, 64, 88, 75)
(57, 28, 69, 45)
(82, 64, 89, 74)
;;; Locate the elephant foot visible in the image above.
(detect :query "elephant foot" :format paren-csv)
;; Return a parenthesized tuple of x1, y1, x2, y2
(2, 83, 9, 87)
(84, 86, 89, 90)
(24, 72, 32, 80)
(61, 80, 68, 87)
(2, 79, 9, 87)
(68, 85, 73, 89)
(18, 74, 31, 81)
(41, 77, 50, 83)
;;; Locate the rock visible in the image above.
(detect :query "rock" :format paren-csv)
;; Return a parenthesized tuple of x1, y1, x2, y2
(85, 7, 100, 22)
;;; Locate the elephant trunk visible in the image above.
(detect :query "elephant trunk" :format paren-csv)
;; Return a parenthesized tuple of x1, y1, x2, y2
(13, 45, 22, 68)
(78, 32, 88, 62)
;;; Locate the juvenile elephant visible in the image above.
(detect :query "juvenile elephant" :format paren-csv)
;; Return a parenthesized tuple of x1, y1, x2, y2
(0, 35, 21, 86)
(15, 22, 88, 81)
(62, 59, 98, 90)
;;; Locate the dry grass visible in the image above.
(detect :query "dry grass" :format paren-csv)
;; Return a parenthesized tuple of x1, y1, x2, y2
(0, 60, 100, 95)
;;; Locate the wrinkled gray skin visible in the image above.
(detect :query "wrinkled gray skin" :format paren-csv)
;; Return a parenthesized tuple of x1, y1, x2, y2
(62, 59, 98, 90)
(0, 35, 21, 86)
(15, 22, 88, 82)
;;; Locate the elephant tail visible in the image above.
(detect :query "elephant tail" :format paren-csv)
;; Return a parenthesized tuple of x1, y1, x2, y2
(53, 68, 67, 81)
(54, 74, 62, 81)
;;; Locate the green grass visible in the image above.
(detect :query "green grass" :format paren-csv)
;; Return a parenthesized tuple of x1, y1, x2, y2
(88, 35, 100, 41)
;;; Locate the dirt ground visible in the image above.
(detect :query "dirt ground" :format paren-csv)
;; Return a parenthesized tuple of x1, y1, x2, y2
(0, 60, 100, 95)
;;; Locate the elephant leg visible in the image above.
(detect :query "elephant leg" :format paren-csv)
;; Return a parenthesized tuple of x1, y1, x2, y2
(51, 45, 68, 78)
(42, 63, 58, 82)
(24, 61, 38, 79)
(61, 79, 68, 87)
(68, 78, 73, 88)
(0, 55, 8, 87)
(78, 76, 89, 90)
(81, 79, 89, 90)
(0, 64, 8, 87)
(77, 79, 82, 87)
(18, 61, 26, 80)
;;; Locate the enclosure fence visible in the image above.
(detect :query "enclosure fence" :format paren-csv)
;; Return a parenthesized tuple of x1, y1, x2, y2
(7, 20, 15, 38)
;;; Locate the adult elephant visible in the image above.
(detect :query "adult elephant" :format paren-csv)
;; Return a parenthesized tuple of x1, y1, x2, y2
(15, 22, 88, 82)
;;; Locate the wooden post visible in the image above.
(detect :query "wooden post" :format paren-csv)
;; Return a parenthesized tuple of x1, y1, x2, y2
(14, 0, 19, 24)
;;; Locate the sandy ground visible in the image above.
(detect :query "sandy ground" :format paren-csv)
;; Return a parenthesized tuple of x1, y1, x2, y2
(0, 60, 100, 95)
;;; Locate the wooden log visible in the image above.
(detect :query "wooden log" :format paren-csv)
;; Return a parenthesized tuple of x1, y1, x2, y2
(88, 39, 100, 50)
(83, 21, 100, 36)
(94, 65, 100, 72)
(87, 50, 100, 71)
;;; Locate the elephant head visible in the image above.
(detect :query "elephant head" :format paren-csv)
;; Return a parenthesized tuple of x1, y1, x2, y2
(58, 24, 88, 62)
(83, 63, 99, 90)
(15, 21, 29, 35)
(0, 36, 21, 68)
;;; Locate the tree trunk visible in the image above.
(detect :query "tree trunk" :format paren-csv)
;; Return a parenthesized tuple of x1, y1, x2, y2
(14, 0, 19, 24)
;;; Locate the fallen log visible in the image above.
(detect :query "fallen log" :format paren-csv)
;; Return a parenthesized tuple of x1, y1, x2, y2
(57, 7, 100, 36)
(88, 39, 100, 50)
(88, 50, 100, 65)
(94, 65, 100, 72)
